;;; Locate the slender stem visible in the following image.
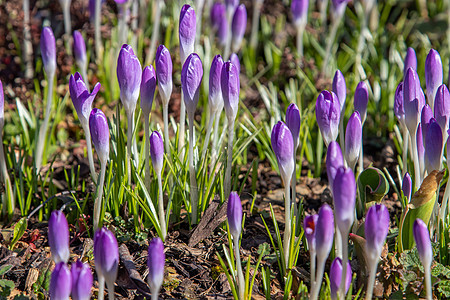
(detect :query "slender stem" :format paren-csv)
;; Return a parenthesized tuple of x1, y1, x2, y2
(309, 248, 316, 297)
(210, 110, 221, 170)
(127, 112, 133, 186)
(223, 10, 233, 60)
(339, 230, 349, 299)
(107, 280, 115, 300)
(250, 0, 263, 50)
(201, 110, 215, 158)
(150, 287, 160, 300)
(98, 276, 105, 300)
(62, 0, 72, 55)
(296, 24, 305, 58)
(319, 0, 328, 26)
(291, 142, 298, 218)
(439, 181, 450, 224)
(81, 68, 90, 93)
(179, 91, 186, 160)
(93, 161, 107, 232)
(146, 0, 162, 65)
(322, 16, 341, 75)
(335, 225, 342, 258)
(118, 3, 128, 46)
(95, 0, 102, 59)
(144, 115, 151, 193)
(130, 0, 138, 51)
(157, 173, 167, 240)
(355, 7, 367, 81)
(339, 110, 345, 155)
(311, 252, 326, 300)
(410, 129, 421, 190)
(233, 233, 245, 300)
(224, 119, 235, 198)
(132, 118, 139, 168)
(424, 263, 432, 300)
(163, 104, 170, 156)
(283, 182, 292, 270)
(189, 114, 199, 224)
(0, 133, 13, 217)
(195, 0, 205, 46)
(358, 140, 364, 175)
(365, 258, 377, 300)
(402, 126, 409, 176)
(35, 73, 54, 173)
(23, 0, 33, 79)
(81, 121, 97, 182)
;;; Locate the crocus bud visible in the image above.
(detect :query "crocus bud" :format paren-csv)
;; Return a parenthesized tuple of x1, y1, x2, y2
(345, 111, 362, 170)
(425, 118, 443, 173)
(315, 204, 335, 261)
(286, 103, 301, 147)
(365, 204, 390, 262)
(0, 80, 4, 129)
(73, 31, 87, 70)
(179, 5, 196, 61)
(402, 172, 412, 202)
(231, 4, 247, 52)
(326, 141, 344, 191)
(315, 91, 340, 147)
(333, 167, 356, 234)
(354, 81, 369, 124)
(221, 61, 240, 122)
(425, 49, 443, 109)
(211, 3, 228, 45)
(209, 55, 224, 114)
(140, 65, 157, 117)
(48, 210, 70, 264)
(147, 237, 165, 296)
(69, 72, 101, 125)
(181, 53, 203, 117)
(40, 27, 56, 76)
(230, 53, 240, 74)
(50, 262, 72, 300)
(403, 47, 417, 78)
(332, 70, 346, 112)
(150, 131, 164, 174)
(404, 68, 425, 135)
(271, 121, 295, 185)
(303, 214, 318, 251)
(94, 228, 119, 287)
(417, 123, 425, 177)
(413, 219, 433, 269)
(225, 0, 239, 17)
(291, 0, 309, 28)
(71, 260, 93, 300)
(89, 108, 110, 165)
(331, 0, 350, 18)
(433, 84, 450, 139)
(155, 45, 173, 106)
(421, 104, 433, 142)
(227, 191, 243, 237)
(329, 257, 352, 300)
(117, 44, 142, 115)
(394, 82, 405, 127)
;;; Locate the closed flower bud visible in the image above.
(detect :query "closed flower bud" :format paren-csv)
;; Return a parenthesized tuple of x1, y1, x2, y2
(315, 91, 340, 147)
(181, 53, 203, 117)
(147, 237, 165, 296)
(94, 228, 119, 287)
(413, 219, 433, 269)
(211, 3, 228, 45)
(286, 103, 301, 146)
(354, 81, 369, 124)
(345, 111, 362, 170)
(425, 118, 443, 173)
(71, 260, 93, 300)
(140, 65, 157, 117)
(40, 27, 56, 76)
(332, 70, 346, 112)
(402, 172, 412, 202)
(331, 0, 350, 18)
(421, 104, 433, 142)
(155, 45, 173, 106)
(231, 4, 247, 52)
(69, 72, 101, 126)
(117, 44, 142, 115)
(394, 82, 405, 126)
(50, 262, 72, 300)
(271, 121, 294, 185)
(89, 108, 110, 165)
(227, 191, 243, 237)
(329, 258, 352, 300)
(48, 210, 70, 264)
(425, 49, 443, 109)
(229, 53, 240, 74)
(326, 141, 344, 191)
(404, 68, 425, 135)
(150, 131, 164, 174)
(433, 84, 450, 138)
(179, 5, 196, 61)
(404, 47, 417, 78)
(365, 204, 390, 262)
(303, 214, 318, 251)
(333, 167, 356, 234)
(221, 61, 240, 122)
(315, 204, 335, 261)
(73, 31, 87, 70)
(291, 0, 309, 28)
(209, 55, 224, 114)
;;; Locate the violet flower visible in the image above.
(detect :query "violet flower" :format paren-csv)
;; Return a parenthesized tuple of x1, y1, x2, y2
(147, 237, 165, 300)
(354, 81, 369, 124)
(402, 172, 412, 203)
(73, 31, 88, 88)
(344, 111, 362, 171)
(230, 53, 241, 74)
(395, 82, 409, 175)
(425, 118, 443, 173)
(71, 260, 93, 300)
(433, 84, 450, 144)
(421, 104, 433, 143)
(329, 257, 352, 300)
(50, 262, 72, 300)
(425, 49, 443, 111)
(40, 27, 56, 76)
(286, 103, 301, 214)
(403, 47, 417, 78)
(413, 219, 433, 300)
(211, 2, 228, 46)
(304, 214, 318, 294)
(48, 210, 70, 264)
(150, 131, 167, 240)
(315, 91, 340, 147)
(333, 70, 346, 153)
(291, 0, 309, 28)
(94, 228, 119, 300)
(326, 141, 344, 192)
(231, 4, 247, 53)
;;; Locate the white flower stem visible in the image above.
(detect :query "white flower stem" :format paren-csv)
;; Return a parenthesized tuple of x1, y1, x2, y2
(179, 93, 186, 160)
(224, 119, 235, 198)
(439, 181, 450, 224)
(339, 230, 349, 299)
(402, 126, 409, 176)
(210, 110, 221, 170)
(98, 276, 105, 300)
(35, 72, 54, 173)
(365, 258, 377, 300)
(188, 114, 199, 224)
(144, 114, 151, 193)
(233, 233, 245, 300)
(319, 0, 328, 26)
(93, 161, 106, 232)
(127, 112, 133, 186)
(311, 251, 326, 300)
(195, 0, 205, 46)
(291, 142, 298, 218)
(62, 0, 72, 55)
(151, 287, 160, 300)
(296, 24, 305, 58)
(145, 0, 162, 66)
(163, 103, 170, 156)
(106, 279, 115, 300)
(118, 3, 128, 46)
(339, 110, 345, 155)
(335, 226, 342, 258)
(250, 0, 263, 50)
(322, 16, 341, 75)
(94, 0, 102, 58)
(424, 262, 432, 300)
(358, 140, 364, 175)
(410, 129, 421, 190)
(223, 10, 233, 60)
(0, 130, 13, 216)
(283, 181, 292, 270)
(201, 110, 215, 158)
(309, 248, 316, 297)
(23, 0, 33, 79)
(130, 0, 138, 51)
(81, 121, 97, 182)
(157, 172, 167, 240)
(355, 7, 367, 81)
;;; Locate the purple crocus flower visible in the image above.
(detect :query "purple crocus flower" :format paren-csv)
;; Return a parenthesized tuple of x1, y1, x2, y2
(326, 141, 344, 191)
(345, 111, 362, 171)
(271, 121, 294, 184)
(354, 81, 369, 124)
(73, 31, 87, 70)
(286, 103, 301, 147)
(332, 70, 346, 112)
(89, 108, 110, 164)
(221, 61, 240, 122)
(421, 104, 433, 142)
(227, 191, 243, 237)
(304, 214, 318, 251)
(329, 257, 352, 300)
(315, 203, 335, 269)
(48, 210, 70, 264)
(365, 204, 390, 262)
(413, 218, 433, 270)
(155, 45, 173, 106)
(417, 123, 425, 177)
(229, 53, 240, 74)
(231, 4, 247, 52)
(225, 0, 239, 17)
(150, 131, 164, 174)
(179, 5, 196, 61)
(403, 47, 417, 78)
(40, 27, 56, 76)
(140, 65, 157, 117)
(425, 118, 443, 173)
(147, 237, 165, 297)
(291, 0, 309, 27)
(71, 260, 93, 300)
(69, 72, 101, 125)
(403, 68, 425, 136)
(433, 84, 450, 140)
(211, 2, 228, 45)
(94, 228, 119, 289)
(394, 82, 405, 127)
(117, 44, 142, 115)
(402, 172, 412, 203)
(50, 262, 72, 300)
(209, 55, 224, 114)
(333, 166, 356, 234)
(315, 90, 340, 147)
(425, 49, 443, 109)
(181, 53, 203, 117)
(331, 0, 350, 18)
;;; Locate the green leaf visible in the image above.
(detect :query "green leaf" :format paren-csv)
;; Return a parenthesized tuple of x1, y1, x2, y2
(356, 167, 390, 219)
(9, 218, 27, 250)
(438, 280, 450, 297)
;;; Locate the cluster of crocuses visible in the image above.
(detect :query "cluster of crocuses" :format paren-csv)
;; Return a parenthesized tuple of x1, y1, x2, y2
(48, 210, 165, 300)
